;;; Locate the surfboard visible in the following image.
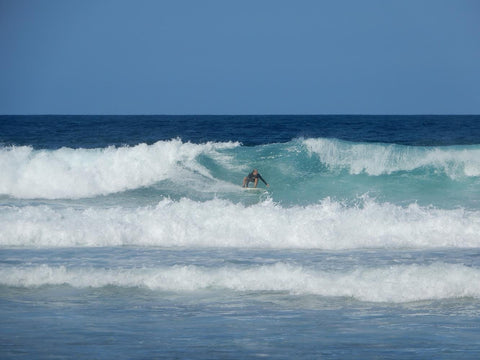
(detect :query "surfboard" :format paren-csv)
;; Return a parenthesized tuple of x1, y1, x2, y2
(242, 187, 266, 192)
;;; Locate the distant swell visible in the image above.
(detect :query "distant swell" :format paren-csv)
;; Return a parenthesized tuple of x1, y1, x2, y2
(1, 198, 479, 249)
(2, 262, 479, 303)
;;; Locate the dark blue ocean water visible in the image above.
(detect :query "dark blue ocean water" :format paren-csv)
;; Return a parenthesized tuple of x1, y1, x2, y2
(2, 115, 480, 148)
(1, 115, 480, 359)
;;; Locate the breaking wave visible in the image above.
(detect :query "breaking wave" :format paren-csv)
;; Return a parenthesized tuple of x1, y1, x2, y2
(2, 262, 479, 303)
(1, 197, 479, 249)
(304, 138, 480, 177)
(1, 138, 480, 201)
(0, 139, 240, 199)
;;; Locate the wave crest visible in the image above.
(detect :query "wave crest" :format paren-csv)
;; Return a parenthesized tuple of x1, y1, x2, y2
(304, 138, 480, 177)
(0, 139, 239, 199)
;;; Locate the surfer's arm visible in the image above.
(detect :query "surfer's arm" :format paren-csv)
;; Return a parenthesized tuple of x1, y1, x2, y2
(258, 174, 268, 186)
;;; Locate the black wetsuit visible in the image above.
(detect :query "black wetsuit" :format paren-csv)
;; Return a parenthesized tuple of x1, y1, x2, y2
(245, 171, 267, 187)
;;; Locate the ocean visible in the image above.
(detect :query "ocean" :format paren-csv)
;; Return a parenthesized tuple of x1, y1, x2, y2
(1, 115, 480, 359)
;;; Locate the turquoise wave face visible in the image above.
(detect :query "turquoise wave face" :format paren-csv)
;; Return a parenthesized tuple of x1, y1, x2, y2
(1, 138, 479, 209)
(191, 138, 480, 209)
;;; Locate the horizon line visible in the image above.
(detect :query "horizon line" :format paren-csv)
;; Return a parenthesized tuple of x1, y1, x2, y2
(2, 113, 480, 117)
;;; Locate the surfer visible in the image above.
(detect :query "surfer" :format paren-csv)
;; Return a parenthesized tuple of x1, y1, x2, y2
(242, 169, 269, 188)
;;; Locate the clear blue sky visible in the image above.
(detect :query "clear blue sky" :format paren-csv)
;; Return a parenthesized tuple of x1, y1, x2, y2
(1, 0, 479, 114)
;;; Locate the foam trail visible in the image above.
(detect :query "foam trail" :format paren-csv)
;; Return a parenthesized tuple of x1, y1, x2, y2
(2, 263, 479, 303)
(304, 138, 480, 177)
(0, 140, 239, 199)
(2, 198, 480, 249)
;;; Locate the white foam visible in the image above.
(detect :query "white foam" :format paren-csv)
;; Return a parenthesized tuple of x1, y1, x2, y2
(0, 140, 240, 199)
(2, 262, 479, 303)
(1, 198, 480, 249)
(304, 138, 480, 177)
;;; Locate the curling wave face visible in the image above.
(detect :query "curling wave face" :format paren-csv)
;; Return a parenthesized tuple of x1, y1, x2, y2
(1, 138, 480, 209)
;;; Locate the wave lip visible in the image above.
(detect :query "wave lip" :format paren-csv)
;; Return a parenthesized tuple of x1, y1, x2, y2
(2, 263, 479, 303)
(0, 139, 240, 199)
(304, 137, 480, 177)
(2, 198, 480, 249)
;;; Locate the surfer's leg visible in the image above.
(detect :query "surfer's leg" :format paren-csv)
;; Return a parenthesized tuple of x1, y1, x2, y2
(254, 178, 258, 188)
